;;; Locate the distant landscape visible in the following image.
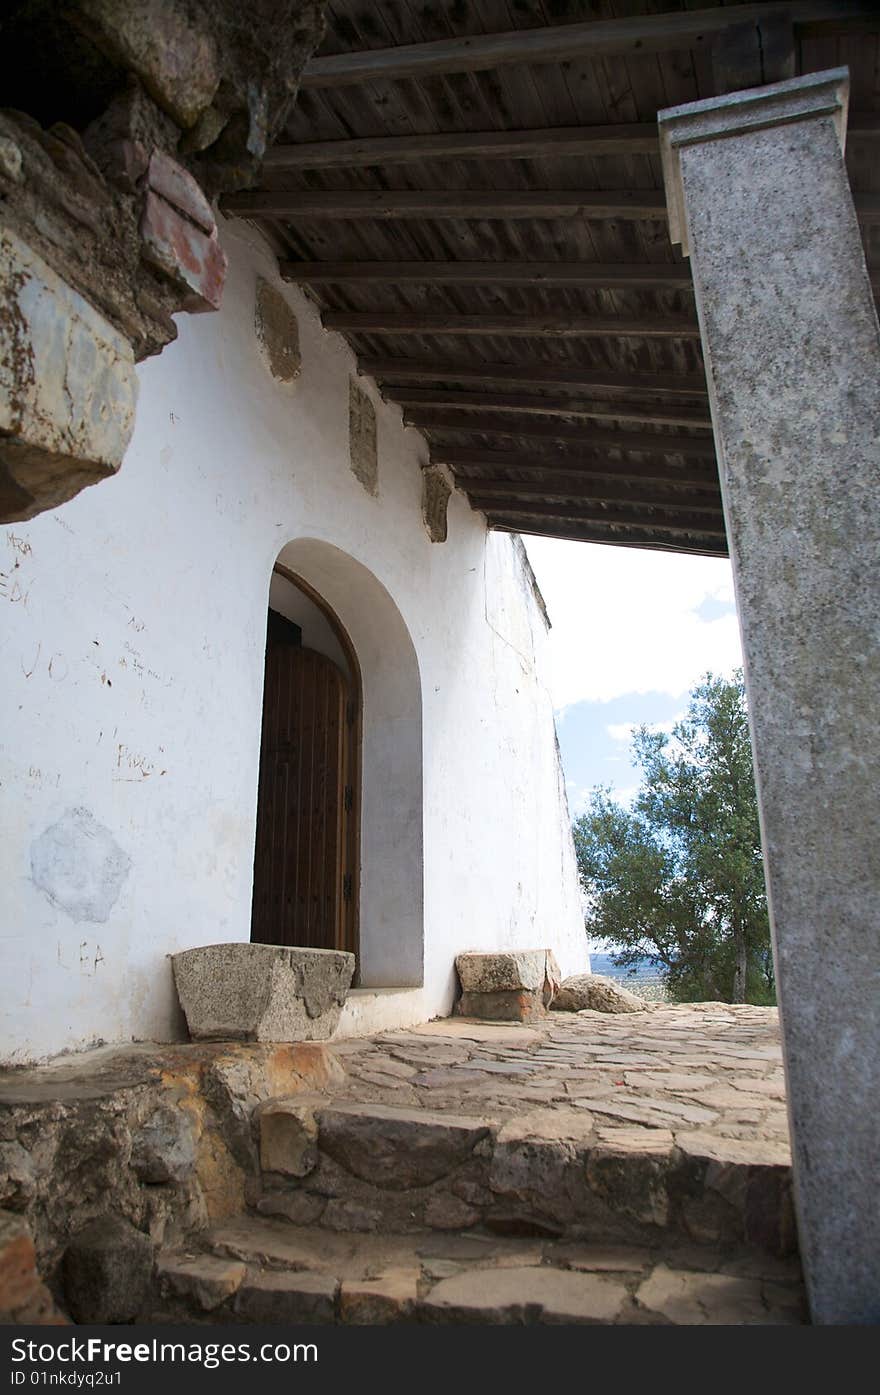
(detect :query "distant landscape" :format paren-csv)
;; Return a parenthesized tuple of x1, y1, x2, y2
(590, 952, 668, 1002)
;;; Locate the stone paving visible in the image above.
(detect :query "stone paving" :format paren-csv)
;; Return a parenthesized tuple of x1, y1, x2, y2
(1, 1001, 805, 1325)
(328, 1003, 790, 1150)
(153, 1212, 805, 1325)
(151, 1004, 804, 1325)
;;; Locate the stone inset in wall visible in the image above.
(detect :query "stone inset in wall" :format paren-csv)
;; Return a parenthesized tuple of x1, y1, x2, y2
(422, 465, 451, 543)
(254, 279, 301, 383)
(349, 378, 378, 496)
(0, 230, 138, 521)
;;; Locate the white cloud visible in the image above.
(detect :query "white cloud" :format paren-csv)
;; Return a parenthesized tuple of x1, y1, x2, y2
(525, 538, 742, 709)
(607, 721, 637, 744)
(607, 716, 681, 744)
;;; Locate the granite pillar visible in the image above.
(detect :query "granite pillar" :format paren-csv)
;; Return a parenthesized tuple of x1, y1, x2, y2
(658, 69, 880, 1324)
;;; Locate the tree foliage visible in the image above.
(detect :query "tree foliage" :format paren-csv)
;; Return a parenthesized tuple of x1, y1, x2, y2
(573, 671, 774, 1004)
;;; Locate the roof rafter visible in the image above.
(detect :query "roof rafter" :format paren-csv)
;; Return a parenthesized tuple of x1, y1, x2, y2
(224, 189, 669, 220)
(362, 358, 708, 396)
(279, 261, 694, 288)
(264, 111, 880, 169)
(300, 3, 875, 87)
(388, 388, 712, 429)
(324, 311, 700, 339)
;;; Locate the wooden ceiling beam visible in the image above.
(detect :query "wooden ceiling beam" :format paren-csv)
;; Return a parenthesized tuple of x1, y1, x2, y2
(224, 189, 668, 220)
(264, 123, 660, 169)
(488, 519, 728, 558)
(361, 358, 708, 396)
(446, 454, 717, 487)
(417, 417, 714, 454)
(324, 311, 700, 339)
(299, 4, 874, 87)
(435, 432, 714, 465)
(474, 499, 727, 537)
(264, 113, 878, 171)
(280, 261, 693, 288)
(460, 478, 723, 513)
(389, 388, 712, 429)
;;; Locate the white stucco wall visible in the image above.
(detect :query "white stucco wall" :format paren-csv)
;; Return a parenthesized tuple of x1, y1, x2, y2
(0, 220, 588, 1065)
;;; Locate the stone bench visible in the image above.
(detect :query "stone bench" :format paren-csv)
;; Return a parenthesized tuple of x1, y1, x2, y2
(454, 949, 561, 1023)
(172, 943, 355, 1043)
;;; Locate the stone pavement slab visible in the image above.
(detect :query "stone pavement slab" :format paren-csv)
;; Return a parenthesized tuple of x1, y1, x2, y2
(150, 1217, 805, 1325)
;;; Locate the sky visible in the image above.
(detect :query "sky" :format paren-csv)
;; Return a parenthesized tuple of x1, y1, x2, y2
(523, 538, 744, 814)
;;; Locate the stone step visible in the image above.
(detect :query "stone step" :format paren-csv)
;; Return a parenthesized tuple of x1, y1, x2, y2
(254, 1096, 796, 1257)
(147, 1216, 806, 1325)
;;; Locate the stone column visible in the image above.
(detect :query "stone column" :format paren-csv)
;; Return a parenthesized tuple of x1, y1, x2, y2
(658, 68, 880, 1325)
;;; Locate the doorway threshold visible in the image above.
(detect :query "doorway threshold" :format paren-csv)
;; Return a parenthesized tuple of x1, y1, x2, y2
(334, 987, 429, 1040)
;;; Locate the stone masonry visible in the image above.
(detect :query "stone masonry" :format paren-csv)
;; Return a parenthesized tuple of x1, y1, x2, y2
(0, 1002, 805, 1325)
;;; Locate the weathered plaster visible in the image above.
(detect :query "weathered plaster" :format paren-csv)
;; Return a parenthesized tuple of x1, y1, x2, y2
(0, 221, 587, 1064)
(30, 807, 131, 924)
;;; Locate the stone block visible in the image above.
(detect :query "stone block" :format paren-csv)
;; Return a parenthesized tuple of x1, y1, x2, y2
(420, 1265, 627, 1325)
(340, 1269, 420, 1324)
(457, 988, 546, 1022)
(172, 943, 355, 1043)
(552, 974, 651, 1014)
(62, 1215, 153, 1324)
(234, 1270, 338, 1324)
(424, 1193, 480, 1231)
(0, 1211, 66, 1324)
(75, 0, 221, 130)
(316, 1101, 490, 1190)
(131, 1105, 197, 1184)
(0, 228, 138, 522)
(585, 1139, 673, 1228)
(0, 1211, 40, 1314)
(455, 949, 562, 1021)
(456, 950, 550, 995)
(156, 1252, 245, 1311)
(635, 1265, 774, 1325)
(257, 1095, 321, 1177)
(256, 1191, 327, 1226)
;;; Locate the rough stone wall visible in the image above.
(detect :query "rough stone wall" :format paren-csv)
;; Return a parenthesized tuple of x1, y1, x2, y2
(0, 1040, 343, 1315)
(0, 0, 328, 522)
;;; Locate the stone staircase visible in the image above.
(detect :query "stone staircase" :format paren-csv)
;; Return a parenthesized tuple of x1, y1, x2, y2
(149, 1090, 806, 1325)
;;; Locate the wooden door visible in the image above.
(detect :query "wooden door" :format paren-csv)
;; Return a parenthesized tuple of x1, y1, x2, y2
(251, 610, 353, 952)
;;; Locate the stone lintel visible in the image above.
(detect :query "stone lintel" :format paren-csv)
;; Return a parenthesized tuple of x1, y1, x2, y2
(658, 67, 850, 254)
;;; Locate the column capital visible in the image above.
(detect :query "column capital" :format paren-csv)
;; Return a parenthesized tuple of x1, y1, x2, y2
(658, 67, 850, 253)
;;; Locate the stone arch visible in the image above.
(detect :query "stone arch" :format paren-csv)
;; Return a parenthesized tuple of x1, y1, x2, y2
(268, 537, 424, 988)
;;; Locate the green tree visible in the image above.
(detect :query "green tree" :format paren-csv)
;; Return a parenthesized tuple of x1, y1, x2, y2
(573, 671, 773, 1005)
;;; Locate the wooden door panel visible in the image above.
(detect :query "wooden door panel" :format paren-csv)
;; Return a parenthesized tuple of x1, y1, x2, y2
(251, 614, 349, 951)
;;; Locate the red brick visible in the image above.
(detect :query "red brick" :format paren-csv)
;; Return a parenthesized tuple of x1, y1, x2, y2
(146, 150, 215, 233)
(140, 190, 227, 313)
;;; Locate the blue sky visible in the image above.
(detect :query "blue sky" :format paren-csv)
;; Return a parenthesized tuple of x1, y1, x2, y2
(523, 538, 743, 814)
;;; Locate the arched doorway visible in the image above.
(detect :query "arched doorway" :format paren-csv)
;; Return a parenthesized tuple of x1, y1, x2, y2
(250, 565, 361, 957)
(251, 539, 424, 989)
